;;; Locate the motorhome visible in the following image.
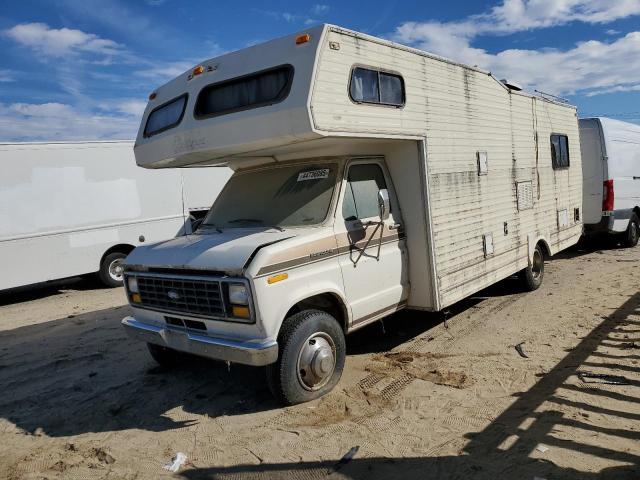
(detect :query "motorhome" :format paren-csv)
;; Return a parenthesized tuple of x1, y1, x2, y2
(579, 118, 640, 247)
(122, 25, 583, 404)
(0, 141, 231, 290)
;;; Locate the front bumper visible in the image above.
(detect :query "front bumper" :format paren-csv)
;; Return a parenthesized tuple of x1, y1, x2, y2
(122, 316, 278, 366)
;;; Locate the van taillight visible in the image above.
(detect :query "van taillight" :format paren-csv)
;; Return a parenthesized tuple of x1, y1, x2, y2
(603, 180, 614, 212)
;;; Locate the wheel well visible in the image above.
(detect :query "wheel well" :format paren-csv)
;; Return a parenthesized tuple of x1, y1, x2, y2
(537, 240, 551, 258)
(285, 293, 349, 332)
(100, 244, 135, 266)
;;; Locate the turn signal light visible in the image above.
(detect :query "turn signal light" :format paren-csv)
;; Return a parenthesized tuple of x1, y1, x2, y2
(232, 306, 250, 318)
(131, 293, 141, 303)
(296, 34, 310, 45)
(267, 273, 288, 284)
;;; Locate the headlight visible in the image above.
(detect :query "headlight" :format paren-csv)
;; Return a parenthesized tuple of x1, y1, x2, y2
(228, 284, 249, 305)
(127, 276, 139, 293)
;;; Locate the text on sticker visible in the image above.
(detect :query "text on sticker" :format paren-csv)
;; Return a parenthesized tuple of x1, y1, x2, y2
(298, 169, 330, 181)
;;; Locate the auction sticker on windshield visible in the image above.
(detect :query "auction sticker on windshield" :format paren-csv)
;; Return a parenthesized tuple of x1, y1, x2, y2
(298, 169, 330, 181)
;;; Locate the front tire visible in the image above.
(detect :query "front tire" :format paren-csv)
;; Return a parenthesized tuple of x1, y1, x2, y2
(519, 244, 545, 291)
(266, 310, 346, 405)
(623, 214, 639, 248)
(98, 252, 127, 287)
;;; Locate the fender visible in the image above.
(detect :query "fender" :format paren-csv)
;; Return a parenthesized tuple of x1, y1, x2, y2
(275, 284, 352, 333)
(527, 233, 552, 263)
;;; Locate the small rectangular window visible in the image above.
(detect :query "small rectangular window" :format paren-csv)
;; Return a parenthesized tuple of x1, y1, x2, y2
(144, 94, 187, 137)
(343, 164, 388, 221)
(195, 65, 293, 118)
(349, 67, 405, 107)
(550, 134, 570, 169)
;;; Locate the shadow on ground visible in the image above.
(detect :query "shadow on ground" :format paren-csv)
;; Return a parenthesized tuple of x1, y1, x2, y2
(0, 276, 104, 307)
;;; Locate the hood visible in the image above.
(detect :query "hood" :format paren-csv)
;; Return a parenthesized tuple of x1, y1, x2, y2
(125, 228, 295, 275)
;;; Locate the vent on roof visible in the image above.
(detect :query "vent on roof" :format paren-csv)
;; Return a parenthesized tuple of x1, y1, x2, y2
(500, 79, 523, 91)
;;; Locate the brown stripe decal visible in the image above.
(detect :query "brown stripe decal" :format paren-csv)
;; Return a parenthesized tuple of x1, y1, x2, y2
(256, 232, 405, 276)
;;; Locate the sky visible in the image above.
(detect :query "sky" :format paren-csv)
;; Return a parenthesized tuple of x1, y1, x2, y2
(1, 0, 639, 141)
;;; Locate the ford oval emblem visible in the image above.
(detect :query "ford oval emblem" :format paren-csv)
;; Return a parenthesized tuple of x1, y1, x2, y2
(167, 290, 180, 301)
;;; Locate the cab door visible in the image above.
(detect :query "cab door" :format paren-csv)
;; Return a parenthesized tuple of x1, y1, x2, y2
(334, 159, 408, 326)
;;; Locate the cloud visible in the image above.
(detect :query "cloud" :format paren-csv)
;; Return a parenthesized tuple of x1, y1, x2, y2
(393, 0, 640, 96)
(0, 102, 138, 141)
(4, 23, 123, 57)
(253, 4, 330, 26)
(0, 70, 14, 82)
(311, 4, 330, 16)
(110, 99, 147, 117)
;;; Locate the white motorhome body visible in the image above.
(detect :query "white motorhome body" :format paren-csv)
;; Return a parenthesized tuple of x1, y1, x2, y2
(579, 118, 640, 246)
(0, 141, 231, 290)
(123, 25, 582, 403)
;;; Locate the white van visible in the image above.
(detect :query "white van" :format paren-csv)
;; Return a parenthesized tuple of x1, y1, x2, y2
(580, 118, 640, 247)
(0, 141, 231, 290)
(121, 25, 583, 404)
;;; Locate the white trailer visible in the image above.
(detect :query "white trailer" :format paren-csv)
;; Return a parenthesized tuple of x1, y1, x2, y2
(122, 25, 583, 404)
(0, 141, 231, 290)
(580, 117, 640, 247)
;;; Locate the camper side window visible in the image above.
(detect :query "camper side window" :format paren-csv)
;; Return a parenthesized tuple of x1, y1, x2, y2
(550, 134, 570, 169)
(343, 164, 388, 221)
(195, 65, 294, 118)
(349, 67, 405, 107)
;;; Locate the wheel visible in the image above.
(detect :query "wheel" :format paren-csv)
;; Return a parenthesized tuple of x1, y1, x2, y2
(519, 244, 545, 291)
(623, 214, 639, 248)
(147, 343, 181, 367)
(266, 310, 346, 405)
(98, 252, 127, 287)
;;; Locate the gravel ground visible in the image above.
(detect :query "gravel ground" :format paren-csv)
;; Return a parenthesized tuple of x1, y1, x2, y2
(0, 241, 638, 480)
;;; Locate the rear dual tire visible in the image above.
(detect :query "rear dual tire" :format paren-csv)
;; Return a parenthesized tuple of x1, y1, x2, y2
(266, 310, 346, 406)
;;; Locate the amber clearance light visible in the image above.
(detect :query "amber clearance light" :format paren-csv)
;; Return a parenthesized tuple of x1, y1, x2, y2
(296, 34, 310, 45)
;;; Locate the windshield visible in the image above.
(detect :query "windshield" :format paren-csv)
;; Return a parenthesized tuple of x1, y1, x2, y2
(202, 163, 338, 229)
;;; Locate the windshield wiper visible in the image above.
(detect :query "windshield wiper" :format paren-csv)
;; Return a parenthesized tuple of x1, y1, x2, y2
(227, 218, 284, 232)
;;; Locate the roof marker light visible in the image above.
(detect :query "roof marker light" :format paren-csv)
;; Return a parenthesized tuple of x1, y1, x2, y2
(296, 34, 310, 45)
(192, 65, 205, 76)
(148, 92, 157, 100)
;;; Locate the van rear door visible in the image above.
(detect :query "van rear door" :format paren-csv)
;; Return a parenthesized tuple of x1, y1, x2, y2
(579, 119, 607, 225)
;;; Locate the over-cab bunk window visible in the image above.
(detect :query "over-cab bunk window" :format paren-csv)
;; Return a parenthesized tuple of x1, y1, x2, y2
(349, 67, 405, 107)
(550, 134, 570, 169)
(144, 94, 188, 137)
(194, 64, 294, 118)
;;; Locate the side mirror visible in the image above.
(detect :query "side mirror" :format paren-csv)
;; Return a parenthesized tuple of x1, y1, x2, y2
(377, 189, 390, 221)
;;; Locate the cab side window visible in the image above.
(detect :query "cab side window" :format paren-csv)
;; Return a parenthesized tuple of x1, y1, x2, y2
(342, 164, 388, 221)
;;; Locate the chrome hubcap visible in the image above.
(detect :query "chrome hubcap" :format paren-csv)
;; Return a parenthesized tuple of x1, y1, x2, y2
(531, 250, 543, 279)
(297, 333, 336, 391)
(109, 259, 124, 282)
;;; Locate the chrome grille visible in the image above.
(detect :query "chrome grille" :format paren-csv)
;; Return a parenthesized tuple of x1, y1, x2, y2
(135, 275, 225, 318)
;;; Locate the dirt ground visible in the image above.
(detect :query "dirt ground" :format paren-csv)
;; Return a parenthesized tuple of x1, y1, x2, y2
(0, 241, 639, 480)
